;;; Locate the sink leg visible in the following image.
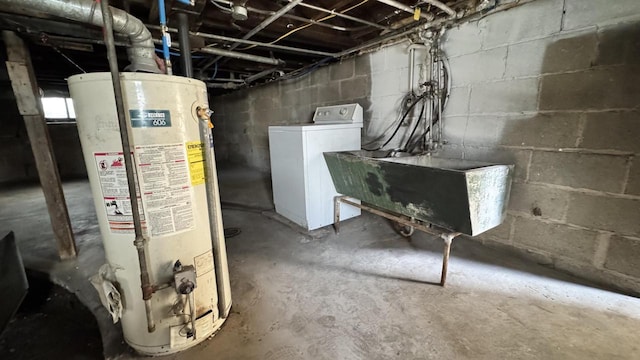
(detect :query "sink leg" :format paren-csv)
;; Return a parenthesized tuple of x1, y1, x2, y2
(439, 233, 458, 286)
(333, 196, 341, 234)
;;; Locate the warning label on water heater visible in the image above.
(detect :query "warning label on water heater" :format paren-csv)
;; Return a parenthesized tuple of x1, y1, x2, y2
(94, 152, 146, 234)
(186, 141, 205, 185)
(135, 143, 195, 237)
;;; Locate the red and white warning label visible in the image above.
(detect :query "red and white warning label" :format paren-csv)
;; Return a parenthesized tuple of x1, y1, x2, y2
(94, 152, 145, 234)
(135, 143, 195, 237)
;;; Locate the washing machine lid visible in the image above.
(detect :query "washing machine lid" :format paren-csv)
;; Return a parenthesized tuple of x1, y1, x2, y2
(312, 103, 363, 124)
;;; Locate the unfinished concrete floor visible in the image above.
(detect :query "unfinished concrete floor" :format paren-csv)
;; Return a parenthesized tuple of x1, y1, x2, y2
(1, 168, 639, 359)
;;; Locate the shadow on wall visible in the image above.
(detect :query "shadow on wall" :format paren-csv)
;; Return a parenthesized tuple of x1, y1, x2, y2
(211, 57, 373, 172)
(0, 118, 87, 185)
(471, 21, 640, 295)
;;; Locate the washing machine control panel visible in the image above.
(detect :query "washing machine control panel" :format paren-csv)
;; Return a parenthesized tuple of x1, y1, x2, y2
(313, 103, 363, 124)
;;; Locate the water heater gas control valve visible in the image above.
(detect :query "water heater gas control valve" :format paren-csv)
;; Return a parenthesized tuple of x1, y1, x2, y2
(173, 261, 197, 294)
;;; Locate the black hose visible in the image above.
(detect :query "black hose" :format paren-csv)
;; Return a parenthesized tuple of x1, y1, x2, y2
(363, 92, 427, 151)
(408, 101, 440, 153)
(402, 96, 427, 151)
(362, 93, 414, 148)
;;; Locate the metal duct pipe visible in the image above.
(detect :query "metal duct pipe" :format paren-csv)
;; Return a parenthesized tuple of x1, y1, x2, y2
(147, 24, 334, 57)
(188, 45, 280, 65)
(0, 0, 160, 73)
(176, 12, 193, 77)
(153, 39, 284, 65)
(245, 68, 281, 83)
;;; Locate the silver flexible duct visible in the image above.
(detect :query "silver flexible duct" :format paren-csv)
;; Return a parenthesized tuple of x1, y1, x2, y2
(0, 0, 160, 73)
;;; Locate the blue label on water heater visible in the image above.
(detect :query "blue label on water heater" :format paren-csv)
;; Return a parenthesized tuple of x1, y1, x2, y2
(129, 110, 172, 128)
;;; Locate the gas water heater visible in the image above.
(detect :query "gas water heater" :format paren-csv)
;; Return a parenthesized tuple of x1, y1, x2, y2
(68, 72, 231, 355)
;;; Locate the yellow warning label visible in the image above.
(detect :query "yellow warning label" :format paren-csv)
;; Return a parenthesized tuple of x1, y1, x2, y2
(186, 141, 205, 186)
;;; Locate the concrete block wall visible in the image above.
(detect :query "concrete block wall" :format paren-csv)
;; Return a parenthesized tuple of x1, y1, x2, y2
(210, 0, 640, 294)
(210, 57, 371, 171)
(439, 0, 640, 294)
(0, 84, 87, 184)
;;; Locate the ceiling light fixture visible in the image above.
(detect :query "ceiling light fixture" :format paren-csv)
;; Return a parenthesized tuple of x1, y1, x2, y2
(231, 1, 248, 20)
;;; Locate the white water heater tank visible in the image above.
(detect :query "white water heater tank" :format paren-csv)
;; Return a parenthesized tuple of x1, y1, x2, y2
(68, 73, 230, 355)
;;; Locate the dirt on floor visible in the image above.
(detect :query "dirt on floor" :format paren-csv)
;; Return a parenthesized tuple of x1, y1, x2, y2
(0, 273, 103, 360)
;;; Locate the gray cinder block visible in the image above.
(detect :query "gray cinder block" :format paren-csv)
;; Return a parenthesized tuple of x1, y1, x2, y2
(563, 0, 640, 31)
(469, 78, 539, 113)
(567, 193, 640, 235)
(330, 58, 355, 81)
(539, 67, 640, 111)
(625, 161, 640, 196)
(498, 112, 582, 148)
(448, 47, 507, 86)
(581, 111, 640, 153)
(512, 216, 599, 263)
(479, 0, 563, 48)
(529, 151, 629, 192)
(605, 235, 640, 277)
(508, 182, 570, 221)
(340, 76, 370, 101)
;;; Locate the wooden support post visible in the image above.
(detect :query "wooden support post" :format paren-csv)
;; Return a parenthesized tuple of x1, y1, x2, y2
(3, 31, 77, 260)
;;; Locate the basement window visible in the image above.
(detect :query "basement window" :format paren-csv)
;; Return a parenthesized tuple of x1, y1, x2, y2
(42, 97, 76, 123)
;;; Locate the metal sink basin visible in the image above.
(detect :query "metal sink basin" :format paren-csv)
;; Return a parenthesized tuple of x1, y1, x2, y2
(323, 151, 514, 236)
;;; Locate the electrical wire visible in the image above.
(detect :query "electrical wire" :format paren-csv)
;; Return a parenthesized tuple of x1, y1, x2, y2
(51, 46, 86, 73)
(211, 62, 218, 80)
(210, 0, 232, 12)
(238, 0, 369, 51)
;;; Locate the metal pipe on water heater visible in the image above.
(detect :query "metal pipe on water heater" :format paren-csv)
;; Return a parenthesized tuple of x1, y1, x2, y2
(196, 108, 233, 319)
(177, 12, 193, 78)
(99, 0, 155, 333)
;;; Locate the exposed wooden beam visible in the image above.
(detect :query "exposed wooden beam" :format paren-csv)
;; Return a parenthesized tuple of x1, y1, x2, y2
(2, 30, 77, 260)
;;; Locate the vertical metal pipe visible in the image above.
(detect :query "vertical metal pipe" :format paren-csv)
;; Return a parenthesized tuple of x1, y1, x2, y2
(197, 111, 233, 319)
(425, 47, 433, 151)
(100, 0, 155, 333)
(177, 12, 193, 78)
(436, 44, 443, 147)
(187, 292, 197, 339)
(408, 47, 415, 94)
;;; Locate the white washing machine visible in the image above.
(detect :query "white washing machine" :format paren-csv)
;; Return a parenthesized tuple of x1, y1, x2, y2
(269, 104, 363, 230)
